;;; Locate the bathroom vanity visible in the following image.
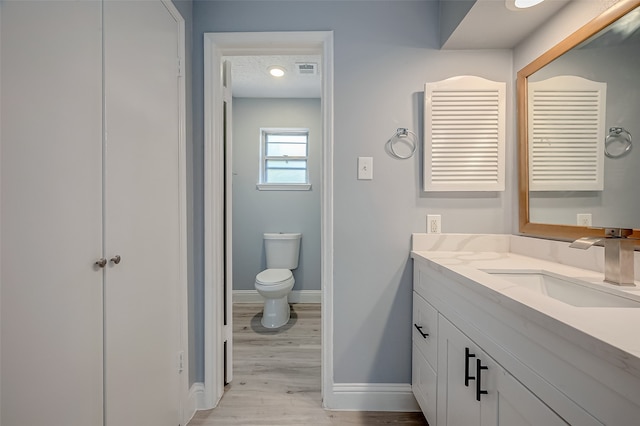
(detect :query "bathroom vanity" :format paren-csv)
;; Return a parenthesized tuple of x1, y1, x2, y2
(411, 234, 640, 426)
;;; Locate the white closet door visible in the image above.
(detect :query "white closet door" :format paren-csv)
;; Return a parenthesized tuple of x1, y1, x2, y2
(103, 1, 181, 425)
(0, 2, 104, 425)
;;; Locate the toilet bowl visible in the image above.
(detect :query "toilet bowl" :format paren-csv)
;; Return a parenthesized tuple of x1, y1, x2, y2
(255, 269, 295, 328)
(255, 233, 301, 329)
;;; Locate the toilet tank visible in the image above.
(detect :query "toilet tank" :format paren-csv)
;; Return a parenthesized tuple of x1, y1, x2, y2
(264, 233, 301, 269)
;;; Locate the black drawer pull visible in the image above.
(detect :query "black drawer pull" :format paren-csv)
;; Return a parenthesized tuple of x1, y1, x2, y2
(414, 324, 429, 339)
(464, 347, 476, 387)
(476, 359, 488, 401)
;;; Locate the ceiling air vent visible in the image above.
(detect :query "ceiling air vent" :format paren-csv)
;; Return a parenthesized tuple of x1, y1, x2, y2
(296, 62, 318, 75)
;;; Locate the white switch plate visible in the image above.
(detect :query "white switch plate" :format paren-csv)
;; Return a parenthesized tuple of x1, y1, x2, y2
(358, 157, 373, 180)
(577, 213, 592, 227)
(427, 214, 441, 234)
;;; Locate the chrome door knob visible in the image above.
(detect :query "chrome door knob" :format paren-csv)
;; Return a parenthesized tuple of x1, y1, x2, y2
(110, 255, 121, 265)
(95, 258, 107, 268)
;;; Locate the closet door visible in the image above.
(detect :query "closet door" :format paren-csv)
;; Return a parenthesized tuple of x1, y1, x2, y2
(0, 2, 104, 425)
(102, 1, 181, 424)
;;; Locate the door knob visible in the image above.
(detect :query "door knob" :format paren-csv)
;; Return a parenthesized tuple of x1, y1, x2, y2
(110, 255, 121, 265)
(95, 258, 107, 268)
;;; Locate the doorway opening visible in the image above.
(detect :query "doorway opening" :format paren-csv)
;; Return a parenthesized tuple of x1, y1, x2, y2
(203, 31, 334, 409)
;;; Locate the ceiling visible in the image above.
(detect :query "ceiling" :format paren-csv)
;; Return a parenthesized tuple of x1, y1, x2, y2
(442, 0, 571, 49)
(225, 55, 322, 99)
(225, 0, 573, 97)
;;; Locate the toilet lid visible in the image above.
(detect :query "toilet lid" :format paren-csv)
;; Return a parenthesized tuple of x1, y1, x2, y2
(256, 268, 292, 285)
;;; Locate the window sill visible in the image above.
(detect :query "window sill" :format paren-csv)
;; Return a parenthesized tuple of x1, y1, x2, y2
(256, 183, 312, 191)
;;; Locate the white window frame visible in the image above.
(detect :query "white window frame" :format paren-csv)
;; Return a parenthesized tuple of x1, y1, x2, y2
(257, 128, 312, 191)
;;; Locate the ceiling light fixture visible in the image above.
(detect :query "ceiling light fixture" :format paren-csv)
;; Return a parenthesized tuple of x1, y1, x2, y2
(514, 0, 544, 9)
(268, 66, 285, 77)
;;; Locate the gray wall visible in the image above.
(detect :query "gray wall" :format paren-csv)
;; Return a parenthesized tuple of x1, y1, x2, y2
(232, 98, 322, 291)
(192, 0, 516, 385)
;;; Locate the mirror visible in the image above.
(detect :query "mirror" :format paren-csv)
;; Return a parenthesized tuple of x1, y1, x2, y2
(518, 0, 640, 241)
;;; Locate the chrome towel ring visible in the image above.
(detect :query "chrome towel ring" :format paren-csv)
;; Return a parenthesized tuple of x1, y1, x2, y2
(605, 127, 632, 159)
(387, 128, 418, 159)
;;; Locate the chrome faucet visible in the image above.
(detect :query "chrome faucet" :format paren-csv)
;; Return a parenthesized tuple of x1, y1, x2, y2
(570, 228, 636, 286)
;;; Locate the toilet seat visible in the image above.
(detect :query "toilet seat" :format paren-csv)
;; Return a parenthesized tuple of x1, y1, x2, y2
(256, 268, 292, 285)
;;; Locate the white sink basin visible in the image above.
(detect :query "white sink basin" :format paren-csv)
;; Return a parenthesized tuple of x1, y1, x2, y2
(483, 270, 640, 308)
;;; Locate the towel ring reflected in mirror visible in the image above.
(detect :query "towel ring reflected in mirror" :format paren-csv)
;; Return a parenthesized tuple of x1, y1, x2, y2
(605, 127, 632, 159)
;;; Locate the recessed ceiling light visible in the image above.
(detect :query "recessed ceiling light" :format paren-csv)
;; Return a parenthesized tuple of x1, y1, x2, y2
(268, 66, 285, 77)
(514, 0, 544, 9)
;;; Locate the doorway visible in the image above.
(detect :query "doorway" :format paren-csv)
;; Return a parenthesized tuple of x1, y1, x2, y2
(202, 31, 334, 409)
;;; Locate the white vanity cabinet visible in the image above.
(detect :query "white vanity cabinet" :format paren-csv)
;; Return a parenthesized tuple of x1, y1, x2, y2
(411, 257, 614, 426)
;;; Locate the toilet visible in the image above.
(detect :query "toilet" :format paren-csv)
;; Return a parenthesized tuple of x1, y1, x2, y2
(255, 232, 302, 328)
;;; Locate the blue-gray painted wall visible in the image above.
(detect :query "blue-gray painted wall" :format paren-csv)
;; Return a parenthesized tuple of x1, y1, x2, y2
(191, 0, 516, 385)
(232, 98, 322, 292)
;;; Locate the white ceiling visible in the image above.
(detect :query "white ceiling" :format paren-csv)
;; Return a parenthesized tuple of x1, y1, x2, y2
(442, 0, 571, 49)
(225, 55, 322, 99)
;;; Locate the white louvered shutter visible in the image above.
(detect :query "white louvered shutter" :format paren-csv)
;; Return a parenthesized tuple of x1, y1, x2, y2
(528, 75, 606, 191)
(424, 76, 506, 192)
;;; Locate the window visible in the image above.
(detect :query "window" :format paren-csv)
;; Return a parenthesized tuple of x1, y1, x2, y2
(258, 128, 311, 190)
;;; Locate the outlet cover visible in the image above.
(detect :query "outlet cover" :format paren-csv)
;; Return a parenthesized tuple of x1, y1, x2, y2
(427, 214, 441, 234)
(577, 213, 592, 227)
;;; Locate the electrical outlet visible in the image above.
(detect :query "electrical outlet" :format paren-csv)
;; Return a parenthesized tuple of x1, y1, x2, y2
(577, 213, 592, 227)
(427, 214, 441, 234)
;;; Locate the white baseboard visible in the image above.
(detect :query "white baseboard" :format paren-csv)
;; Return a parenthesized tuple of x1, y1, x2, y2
(323, 383, 421, 412)
(233, 289, 321, 304)
(184, 382, 206, 424)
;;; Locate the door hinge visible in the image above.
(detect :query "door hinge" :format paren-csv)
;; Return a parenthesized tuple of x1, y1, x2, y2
(178, 350, 184, 373)
(178, 58, 184, 78)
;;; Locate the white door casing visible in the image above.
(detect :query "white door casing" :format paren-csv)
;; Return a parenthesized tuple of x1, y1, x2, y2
(203, 31, 334, 409)
(223, 60, 234, 385)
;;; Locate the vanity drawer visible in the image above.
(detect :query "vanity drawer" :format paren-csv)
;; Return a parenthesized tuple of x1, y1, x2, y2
(412, 291, 438, 367)
(412, 341, 437, 426)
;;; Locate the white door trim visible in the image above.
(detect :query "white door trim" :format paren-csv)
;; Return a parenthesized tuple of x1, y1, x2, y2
(159, 1, 190, 424)
(203, 31, 334, 409)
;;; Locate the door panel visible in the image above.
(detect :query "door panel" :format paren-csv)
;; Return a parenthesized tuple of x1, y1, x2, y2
(103, 2, 181, 424)
(437, 317, 482, 426)
(0, 2, 104, 425)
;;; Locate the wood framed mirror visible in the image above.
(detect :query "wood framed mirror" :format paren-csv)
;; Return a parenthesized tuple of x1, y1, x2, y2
(517, 0, 640, 241)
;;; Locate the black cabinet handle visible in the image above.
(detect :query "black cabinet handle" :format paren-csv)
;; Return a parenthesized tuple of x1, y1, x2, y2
(476, 359, 488, 401)
(464, 347, 476, 387)
(414, 324, 429, 339)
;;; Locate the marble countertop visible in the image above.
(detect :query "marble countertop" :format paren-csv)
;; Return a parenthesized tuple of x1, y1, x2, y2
(411, 249, 640, 379)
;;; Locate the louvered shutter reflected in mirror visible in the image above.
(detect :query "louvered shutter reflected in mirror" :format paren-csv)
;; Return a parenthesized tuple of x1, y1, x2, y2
(528, 75, 606, 191)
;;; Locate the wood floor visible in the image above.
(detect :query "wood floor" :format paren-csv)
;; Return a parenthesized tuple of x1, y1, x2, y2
(188, 303, 428, 425)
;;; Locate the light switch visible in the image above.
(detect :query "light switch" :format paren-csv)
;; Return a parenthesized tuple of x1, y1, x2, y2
(358, 157, 373, 180)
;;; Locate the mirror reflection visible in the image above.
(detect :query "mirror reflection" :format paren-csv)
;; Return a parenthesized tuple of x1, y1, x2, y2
(521, 3, 640, 234)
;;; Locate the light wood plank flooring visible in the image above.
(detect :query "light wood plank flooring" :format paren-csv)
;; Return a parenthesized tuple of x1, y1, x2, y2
(188, 303, 428, 425)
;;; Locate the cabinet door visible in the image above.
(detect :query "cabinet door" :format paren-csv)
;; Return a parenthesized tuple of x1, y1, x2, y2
(1, 1, 104, 425)
(488, 369, 568, 426)
(437, 316, 486, 426)
(103, 1, 181, 425)
(438, 316, 568, 426)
